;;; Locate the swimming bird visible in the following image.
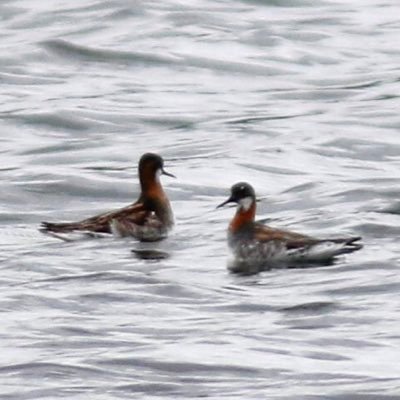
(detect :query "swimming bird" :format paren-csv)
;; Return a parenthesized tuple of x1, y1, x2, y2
(217, 182, 362, 272)
(40, 153, 174, 241)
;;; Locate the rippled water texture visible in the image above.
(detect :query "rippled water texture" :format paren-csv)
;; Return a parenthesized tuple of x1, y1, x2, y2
(1, 0, 400, 398)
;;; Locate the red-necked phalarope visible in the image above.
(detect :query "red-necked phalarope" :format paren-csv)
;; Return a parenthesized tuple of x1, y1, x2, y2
(41, 153, 174, 241)
(218, 182, 362, 272)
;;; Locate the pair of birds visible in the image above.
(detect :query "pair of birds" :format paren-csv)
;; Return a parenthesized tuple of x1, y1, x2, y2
(41, 153, 362, 269)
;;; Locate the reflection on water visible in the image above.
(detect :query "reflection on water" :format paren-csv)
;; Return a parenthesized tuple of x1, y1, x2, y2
(1, 0, 400, 398)
(132, 249, 170, 260)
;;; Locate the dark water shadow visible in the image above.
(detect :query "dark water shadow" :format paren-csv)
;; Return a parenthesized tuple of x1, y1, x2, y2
(131, 249, 170, 260)
(229, 258, 335, 276)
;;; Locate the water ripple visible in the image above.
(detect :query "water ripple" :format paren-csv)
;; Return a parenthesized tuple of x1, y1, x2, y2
(1, 0, 400, 398)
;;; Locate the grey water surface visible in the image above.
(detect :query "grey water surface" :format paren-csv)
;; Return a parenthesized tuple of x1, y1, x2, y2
(1, 0, 400, 399)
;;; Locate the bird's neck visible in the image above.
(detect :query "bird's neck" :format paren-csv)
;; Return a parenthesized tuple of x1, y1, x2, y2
(229, 201, 256, 233)
(140, 174, 173, 226)
(140, 172, 163, 195)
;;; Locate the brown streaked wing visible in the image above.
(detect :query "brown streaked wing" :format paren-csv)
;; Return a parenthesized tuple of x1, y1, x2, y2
(41, 201, 147, 233)
(253, 223, 316, 245)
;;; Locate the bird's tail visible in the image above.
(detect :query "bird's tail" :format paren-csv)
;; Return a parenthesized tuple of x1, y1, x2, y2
(291, 236, 363, 262)
(327, 236, 363, 254)
(40, 221, 82, 233)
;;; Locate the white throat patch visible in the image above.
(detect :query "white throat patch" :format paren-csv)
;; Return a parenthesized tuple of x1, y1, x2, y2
(239, 197, 253, 211)
(156, 168, 162, 179)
